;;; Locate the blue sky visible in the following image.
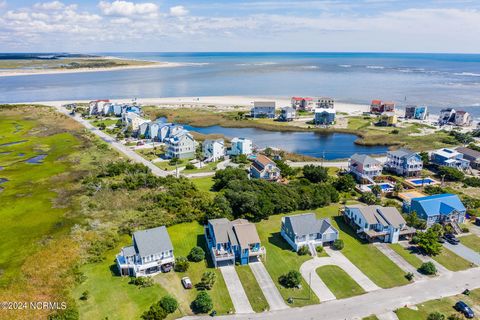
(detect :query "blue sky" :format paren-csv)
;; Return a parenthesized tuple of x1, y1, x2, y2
(0, 0, 479, 52)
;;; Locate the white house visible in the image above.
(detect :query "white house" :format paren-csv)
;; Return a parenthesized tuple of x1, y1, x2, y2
(349, 153, 384, 183)
(385, 149, 423, 177)
(203, 139, 225, 162)
(165, 130, 197, 159)
(88, 100, 110, 115)
(123, 112, 149, 131)
(312, 97, 334, 109)
(116, 226, 175, 277)
(229, 137, 253, 156)
(344, 205, 416, 243)
(281, 213, 339, 254)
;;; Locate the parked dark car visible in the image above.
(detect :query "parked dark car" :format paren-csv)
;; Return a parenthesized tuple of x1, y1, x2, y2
(455, 301, 475, 318)
(444, 234, 460, 245)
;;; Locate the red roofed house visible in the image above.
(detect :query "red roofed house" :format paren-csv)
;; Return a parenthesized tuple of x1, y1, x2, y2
(370, 100, 395, 114)
(250, 154, 281, 181)
(291, 97, 314, 111)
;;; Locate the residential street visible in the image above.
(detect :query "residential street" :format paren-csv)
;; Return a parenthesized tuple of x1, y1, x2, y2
(182, 267, 480, 320)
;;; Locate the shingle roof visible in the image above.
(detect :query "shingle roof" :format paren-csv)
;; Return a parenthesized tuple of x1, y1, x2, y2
(346, 205, 405, 228)
(232, 220, 261, 248)
(284, 213, 336, 237)
(350, 153, 381, 166)
(411, 194, 466, 218)
(388, 148, 416, 158)
(122, 245, 136, 257)
(133, 226, 173, 257)
(456, 147, 480, 160)
(209, 218, 238, 246)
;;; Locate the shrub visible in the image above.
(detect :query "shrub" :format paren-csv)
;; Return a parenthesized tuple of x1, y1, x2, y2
(461, 226, 470, 233)
(332, 239, 344, 250)
(191, 291, 213, 314)
(141, 303, 167, 320)
(405, 272, 414, 281)
(79, 290, 89, 301)
(302, 165, 329, 183)
(427, 311, 445, 320)
(417, 228, 442, 256)
(279, 270, 302, 288)
(418, 262, 437, 275)
(185, 163, 195, 170)
(168, 158, 181, 166)
(360, 192, 378, 205)
(411, 236, 420, 244)
(196, 271, 217, 290)
(437, 166, 465, 182)
(464, 177, 480, 187)
(159, 295, 178, 314)
(174, 256, 190, 272)
(447, 314, 463, 320)
(316, 246, 324, 254)
(297, 245, 310, 256)
(129, 277, 154, 288)
(188, 246, 205, 262)
(391, 129, 399, 134)
(334, 174, 356, 192)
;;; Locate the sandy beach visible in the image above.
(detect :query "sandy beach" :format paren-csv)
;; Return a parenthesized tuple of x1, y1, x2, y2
(24, 96, 371, 114)
(0, 61, 185, 77)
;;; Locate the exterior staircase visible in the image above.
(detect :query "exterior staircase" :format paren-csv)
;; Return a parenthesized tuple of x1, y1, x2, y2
(450, 220, 462, 235)
(308, 242, 317, 256)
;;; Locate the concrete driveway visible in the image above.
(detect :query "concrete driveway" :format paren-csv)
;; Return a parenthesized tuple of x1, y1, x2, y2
(249, 260, 288, 311)
(220, 265, 254, 314)
(444, 242, 480, 266)
(373, 243, 426, 280)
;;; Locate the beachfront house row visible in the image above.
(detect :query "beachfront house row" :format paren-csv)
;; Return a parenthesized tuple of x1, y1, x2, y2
(250, 154, 281, 181)
(116, 226, 175, 277)
(205, 218, 266, 267)
(123, 112, 149, 131)
(279, 107, 296, 121)
(281, 213, 339, 254)
(454, 111, 472, 127)
(456, 147, 480, 169)
(314, 108, 336, 125)
(349, 153, 384, 183)
(385, 149, 423, 177)
(203, 139, 225, 162)
(313, 97, 335, 109)
(370, 100, 395, 114)
(88, 99, 110, 115)
(251, 101, 276, 118)
(439, 108, 456, 125)
(165, 130, 196, 159)
(138, 120, 152, 138)
(406, 194, 466, 229)
(431, 148, 470, 170)
(291, 97, 314, 111)
(405, 105, 428, 120)
(343, 205, 415, 243)
(229, 137, 253, 156)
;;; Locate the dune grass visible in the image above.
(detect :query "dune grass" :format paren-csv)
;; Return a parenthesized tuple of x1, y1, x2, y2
(316, 265, 365, 299)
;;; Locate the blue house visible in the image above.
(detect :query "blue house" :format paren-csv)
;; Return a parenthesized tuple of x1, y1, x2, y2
(407, 194, 466, 227)
(431, 148, 470, 170)
(251, 101, 276, 118)
(314, 108, 336, 125)
(385, 149, 423, 177)
(205, 218, 265, 267)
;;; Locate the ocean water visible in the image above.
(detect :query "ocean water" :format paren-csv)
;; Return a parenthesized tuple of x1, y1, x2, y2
(1, 52, 479, 118)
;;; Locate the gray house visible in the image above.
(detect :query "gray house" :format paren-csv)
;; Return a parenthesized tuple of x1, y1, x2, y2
(251, 101, 276, 118)
(456, 147, 480, 169)
(116, 226, 175, 277)
(281, 213, 339, 254)
(279, 107, 296, 121)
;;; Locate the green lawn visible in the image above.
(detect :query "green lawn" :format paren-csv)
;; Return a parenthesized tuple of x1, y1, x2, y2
(389, 243, 423, 269)
(316, 265, 365, 299)
(362, 316, 380, 320)
(460, 234, 480, 252)
(313, 206, 409, 288)
(182, 161, 219, 174)
(73, 242, 179, 320)
(432, 247, 473, 271)
(236, 265, 269, 312)
(256, 215, 319, 307)
(191, 176, 215, 193)
(166, 222, 235, 315)
(395, 288, 480, 320)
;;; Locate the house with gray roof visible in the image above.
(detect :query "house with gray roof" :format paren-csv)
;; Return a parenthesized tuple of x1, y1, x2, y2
(343, 205, 415, 243)
(349, 153, 384, 183)
(281, 213, 339, 254)
(456, 147, 480, 169)
(385, 149, 423, 176)
(116, 226, 175, 277)
(205, 218, 265, 267)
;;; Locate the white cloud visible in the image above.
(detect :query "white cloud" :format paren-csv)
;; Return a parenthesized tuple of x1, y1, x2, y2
(98, 1, 158, 17)
(34, 1, 65, 11)
(169, 5, 188, 17)
(0, 1, 7, 9)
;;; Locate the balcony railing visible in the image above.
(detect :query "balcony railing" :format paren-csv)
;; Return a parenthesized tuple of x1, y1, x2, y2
(212, 247, 234, 261)
(249, 246, 266, 256)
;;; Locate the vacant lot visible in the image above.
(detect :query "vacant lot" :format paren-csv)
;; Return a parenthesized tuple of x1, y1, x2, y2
(389, 243, 423, 269)
(316, 265, 365, 299)
(432, 247, 473, 271)
(460, 234, 480, 252)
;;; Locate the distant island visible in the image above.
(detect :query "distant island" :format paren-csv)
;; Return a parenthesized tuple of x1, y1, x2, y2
(0, 53, 180, 77)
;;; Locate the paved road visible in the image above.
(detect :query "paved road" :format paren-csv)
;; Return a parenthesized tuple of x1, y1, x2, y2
(287, 157, 387, 169)
(373, 243, 426, 280)
(324, 248, 380, 292)
(53, 106, 172, 177)
(249, 261, 288, 311)
(377, 311, 399, 320)
(444, 242, 480, 266)
(220, 266, 254, 314)
(182, 267, 480, 320)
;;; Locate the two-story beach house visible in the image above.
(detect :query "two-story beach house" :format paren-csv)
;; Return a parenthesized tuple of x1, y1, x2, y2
(349, 153, 384, 183)
(203, 139, 225, 162)
(431, 148, 470, 170)
(291, 97, 314, 111)
(250, 154, 281, 181)
(116, 226, 175, 277)
(313, 97, 335, 109)
(343, 205, 415, 243)
(279, 107, 296, 121)
(385, 149, 423, 176)
(454, 111, 472, 127)
(251, 101, 276, 118)
(205, 218, 266, 267)
(229, 137, 253, 156)
(370, 100, 395, 114)
(281, 213, 339, 254)
(165, 130, 196, 159)
(456, 147, 480, 169)
(439, 108, 456, 125)
(123, 112, 149, 131)
(405, 105, 428, 120)
(407, 194, 466, 229)
(314, 108, 336, 125)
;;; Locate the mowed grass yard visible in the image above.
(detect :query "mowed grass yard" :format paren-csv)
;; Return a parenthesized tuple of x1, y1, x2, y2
(395, 289, 480, 320)
(389, 243, 424, 269)
(460, 234, 480, 252)
(432, 246, 473, 271)
(236, 265, 269, 312)
(316, 265, 365, 299)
